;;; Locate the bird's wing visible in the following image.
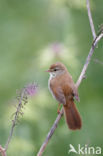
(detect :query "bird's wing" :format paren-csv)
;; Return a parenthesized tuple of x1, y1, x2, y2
(55, 87, 66, 105)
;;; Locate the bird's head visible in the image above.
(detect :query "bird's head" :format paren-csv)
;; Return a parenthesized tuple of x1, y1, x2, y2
(46, 62, 67, 77)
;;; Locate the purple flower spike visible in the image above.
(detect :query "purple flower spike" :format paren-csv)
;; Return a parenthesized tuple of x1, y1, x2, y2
(25, 83, 38, 96)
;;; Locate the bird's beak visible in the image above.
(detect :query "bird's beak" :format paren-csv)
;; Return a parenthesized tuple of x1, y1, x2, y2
(45, 69, 50, 72)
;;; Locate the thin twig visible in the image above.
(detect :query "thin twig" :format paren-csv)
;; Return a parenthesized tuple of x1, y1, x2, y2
(76, 33, 103, 88)
(37, 32, 103, 156)
(86, 0, 96, 39)
(37, 109, 64, 156)
(4, 92, 24, 151)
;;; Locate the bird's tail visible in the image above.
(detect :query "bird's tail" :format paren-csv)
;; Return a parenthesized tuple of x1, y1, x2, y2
(63, 100, 82, 130)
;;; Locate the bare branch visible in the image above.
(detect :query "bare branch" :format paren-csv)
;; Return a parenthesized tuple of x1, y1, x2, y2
(86, 0, 96, 39)
(76, 33, 103, 87)
(37, 32, 103, 156)
(37, 109, 64, 156)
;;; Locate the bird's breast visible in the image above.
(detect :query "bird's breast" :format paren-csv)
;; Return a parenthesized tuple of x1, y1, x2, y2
(48, 76, 57, 100)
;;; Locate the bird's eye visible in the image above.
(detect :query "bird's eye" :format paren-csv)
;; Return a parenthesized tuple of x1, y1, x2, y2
(54, 69, 57, 71)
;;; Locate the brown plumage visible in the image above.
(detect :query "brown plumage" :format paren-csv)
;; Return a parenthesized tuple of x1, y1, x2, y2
(47, 62, 82, 130)
(63, 100, 82, 130)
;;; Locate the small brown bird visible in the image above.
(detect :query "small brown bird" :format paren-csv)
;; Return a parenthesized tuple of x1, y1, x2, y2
(46, 62, 82, 130)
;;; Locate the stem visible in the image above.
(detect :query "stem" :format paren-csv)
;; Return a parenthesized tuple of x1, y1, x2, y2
(86, 0, 96, 39)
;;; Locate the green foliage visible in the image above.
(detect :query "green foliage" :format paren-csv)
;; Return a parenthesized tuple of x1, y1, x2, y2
(0, 0, 103, 155)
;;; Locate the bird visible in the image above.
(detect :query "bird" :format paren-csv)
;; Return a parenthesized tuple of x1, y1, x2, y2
(46, 62, 82, 130)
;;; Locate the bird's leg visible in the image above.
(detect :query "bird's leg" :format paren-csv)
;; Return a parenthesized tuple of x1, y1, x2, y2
(57, 103, 61, 114)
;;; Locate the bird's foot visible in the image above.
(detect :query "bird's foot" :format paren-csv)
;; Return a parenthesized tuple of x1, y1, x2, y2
(57, 103, 61, 114)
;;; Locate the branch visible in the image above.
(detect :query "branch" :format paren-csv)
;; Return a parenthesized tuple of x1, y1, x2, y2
(86, 0, 96, 39)
(37, 32, 103, 156)
(37, 108, 64, 156)
(76, 33, 103, 87)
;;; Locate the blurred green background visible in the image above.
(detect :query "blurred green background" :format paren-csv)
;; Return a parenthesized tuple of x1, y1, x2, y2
(0, 0, 103, 156)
